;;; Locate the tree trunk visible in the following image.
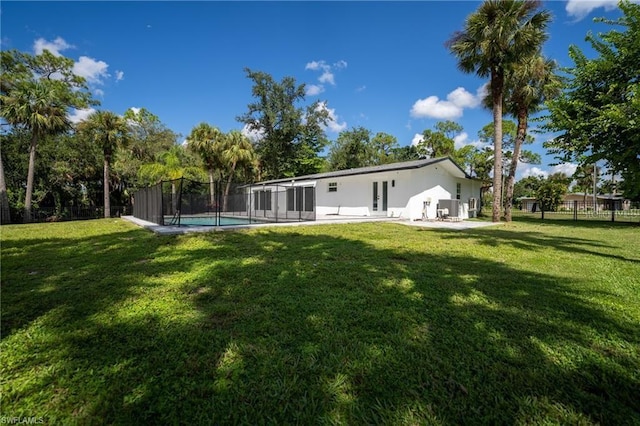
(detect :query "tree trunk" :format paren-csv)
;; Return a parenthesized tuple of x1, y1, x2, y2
(491, 69, 504, 222)
(0, 150, 11, 224)
(223, 161, 237, 212)
(104, 155, 111, 218)
(208, 169, 215, 209)
(24, 132, 39, 223)
(504, 107, 528, 222)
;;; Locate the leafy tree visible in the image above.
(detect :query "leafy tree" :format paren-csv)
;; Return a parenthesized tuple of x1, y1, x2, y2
(544, 1, 640, 200)
(536, 175, 569, 211)
(435, 120, 464, 140)
(447, 0, 551, 221)
(572, 164, 601, 204)
(327, 127, 372, 170)
(139, 145, 205, 212)
(1, 51, 32, 222)
(114, 107, 177, 196)
(415, 120, 464, 160)
(370, 132, 399, 165)
(390, 145, 420, 162)
(513, 175, 544, 200)
(237, 69, 328, 180)
(2, 81, 71, 221)
(222, 130, 256, 210)
(187, 123, 225, 207)
(0, 49, 95, 222)
(416, 129, 455, 159)
(293, 105, 330, 177)
(77, 111, 131, 218)
(477, 120, 541, 210)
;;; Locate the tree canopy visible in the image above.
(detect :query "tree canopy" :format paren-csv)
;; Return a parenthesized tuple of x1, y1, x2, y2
(544, 0, 640, 200)
(237, 69, 329, 180)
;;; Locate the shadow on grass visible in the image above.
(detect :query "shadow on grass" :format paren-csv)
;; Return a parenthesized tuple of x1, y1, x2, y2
(425, 221, 640, 265)
(1, 223, 639, 424)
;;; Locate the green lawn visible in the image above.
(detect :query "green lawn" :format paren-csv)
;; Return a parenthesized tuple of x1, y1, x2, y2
(1, 218, 639, 424)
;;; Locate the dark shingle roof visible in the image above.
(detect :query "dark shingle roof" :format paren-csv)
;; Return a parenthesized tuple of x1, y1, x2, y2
(256, 157, 470, 185)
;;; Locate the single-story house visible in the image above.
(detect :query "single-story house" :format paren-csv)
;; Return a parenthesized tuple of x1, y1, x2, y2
(251, 157, 482, 220)
(519, 193, 628, 212)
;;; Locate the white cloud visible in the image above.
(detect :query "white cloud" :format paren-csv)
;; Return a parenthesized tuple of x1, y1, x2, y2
(334, 60, 348, 69)
(94, 89, 104, 97)
(241, 124, 265, 143)
(410, 96, 464, 119)
(356, 85, 366, 92)
(33, 37, 73, 56)
(305, 60, 323, 71)
(129, 107, 141, 115)
(550, 162, 578, 177)
(115, 70, 124, 81)
(68, 107, 96, 124)
(305, 59, 347, 87)
(316, 101, 347, 133)
(318, 71, 335, 85)
(410, 85, 485, 120)
(306, 84, 325, 96)
(411, 133, 424, 147)
(521, 166, 549, 179)
(453, 132, 468, 149)
(565, 0, 621, 20)
(73, 56, 109, 84)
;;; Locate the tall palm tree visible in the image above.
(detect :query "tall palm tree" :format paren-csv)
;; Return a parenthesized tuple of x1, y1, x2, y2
(447, 0, 550, 222)
(187, 123, 225, 208)
(503, 54, 561, 221)
(0, 80, 70, 222)
(78, 111, 130, 218)
(222, 130, 256, 211)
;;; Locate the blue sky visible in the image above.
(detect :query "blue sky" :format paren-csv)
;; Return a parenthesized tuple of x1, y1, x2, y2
(1, 1, 630, 179)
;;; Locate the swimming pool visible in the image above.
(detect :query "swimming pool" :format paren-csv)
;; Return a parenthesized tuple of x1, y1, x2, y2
(164, 215, 260, 227)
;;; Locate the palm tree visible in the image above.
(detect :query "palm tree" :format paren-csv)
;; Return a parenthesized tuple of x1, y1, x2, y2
(0, 80, 70, 222)
(78, 111, 130, 218)
(503, 54, 561, 221)
(187, 123, 225, 209)
(447, 0, 550, 222)
(222, 130, 256, 211)
(139, 145, 204, 213)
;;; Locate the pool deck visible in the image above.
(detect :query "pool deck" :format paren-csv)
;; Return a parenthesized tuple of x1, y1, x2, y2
(122, 215, 501, 235)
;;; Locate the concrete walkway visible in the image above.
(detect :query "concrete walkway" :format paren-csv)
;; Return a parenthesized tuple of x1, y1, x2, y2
(123, 215, 502, 235)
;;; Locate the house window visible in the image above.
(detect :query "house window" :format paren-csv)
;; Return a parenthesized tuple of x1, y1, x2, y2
(456, 183, 461, 200)
(392, 180, 395, 187)
(328, 182, 337, 192)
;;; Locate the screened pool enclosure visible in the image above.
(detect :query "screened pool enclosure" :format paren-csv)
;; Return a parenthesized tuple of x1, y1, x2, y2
(132, 178, 316, 227)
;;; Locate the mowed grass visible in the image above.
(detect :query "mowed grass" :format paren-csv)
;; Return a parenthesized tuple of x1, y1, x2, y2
(1, 218, 639, 424)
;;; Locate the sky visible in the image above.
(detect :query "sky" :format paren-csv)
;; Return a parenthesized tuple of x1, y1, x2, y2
(1, 0, 631, 179)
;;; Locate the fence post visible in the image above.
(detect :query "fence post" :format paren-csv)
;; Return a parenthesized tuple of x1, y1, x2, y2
(177, 178, 183, 227)
(612, 199, 616, 222)
(574, 200, 578, 221)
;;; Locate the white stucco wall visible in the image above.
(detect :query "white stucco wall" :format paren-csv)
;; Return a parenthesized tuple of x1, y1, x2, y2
(308, 161, 480, 220)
